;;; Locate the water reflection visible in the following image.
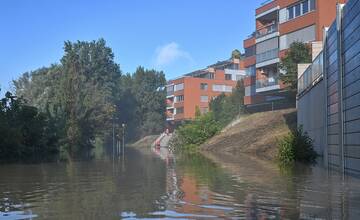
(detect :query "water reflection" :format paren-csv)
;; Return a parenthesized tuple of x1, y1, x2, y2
(0, 147, 360, 219)
(0, 149, 167, 219)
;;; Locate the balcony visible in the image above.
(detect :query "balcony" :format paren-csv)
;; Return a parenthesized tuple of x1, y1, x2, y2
(166, 102, 174, 109)
(256, 76, 280, 93)
(256, 23, 278, 38)
(166, 111, 174, 121)
(166, 85, 174, 97)
(224, 69, 246, 80)
(256, 48, 279, 66)
(256, 0, 278, 17)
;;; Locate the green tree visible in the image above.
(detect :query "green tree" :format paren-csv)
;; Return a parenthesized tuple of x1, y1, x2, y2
(231, 49, 241, 59)
(12, 39, 167, 158)
(175, 112, 221, 152)
(60, 39, 121, 155)
(0, 90, 59, 162)
(209, 80, 245, 126)
(131, 67, 166, 137)
(279, 42, 311, 90)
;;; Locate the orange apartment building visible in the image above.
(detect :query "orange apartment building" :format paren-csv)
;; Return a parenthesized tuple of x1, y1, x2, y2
(166, 58, 245, 123)
(243, 0, 346, 107)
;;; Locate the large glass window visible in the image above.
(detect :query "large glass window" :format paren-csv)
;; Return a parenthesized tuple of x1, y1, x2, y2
(174, 83, 184, 91)
(175, 95, 184, 102)
(287, 0, 315, 21)
(245, 45, 256, 57)
(310, 0, 316, 11)
(288, 7, 294, 20)
(246, 65, 256, 76)
(302, 0, 309, 14)
(295, 4, 301, 17)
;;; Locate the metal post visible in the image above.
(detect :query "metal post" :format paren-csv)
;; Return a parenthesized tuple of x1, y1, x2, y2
(122, 123, 126, 158)
(119, 140, 121, 156)
(323, 26, 329, 168)
(336, 3, 345, 175)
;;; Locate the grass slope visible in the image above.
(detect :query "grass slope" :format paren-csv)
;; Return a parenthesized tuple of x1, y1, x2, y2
(201, 108, 297, 161)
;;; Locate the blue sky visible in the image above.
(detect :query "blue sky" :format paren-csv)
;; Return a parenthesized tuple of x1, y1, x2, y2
(0, 0, 264, 94)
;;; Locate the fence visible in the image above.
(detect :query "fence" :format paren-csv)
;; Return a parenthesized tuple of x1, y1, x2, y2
(298, 0, 360, 175)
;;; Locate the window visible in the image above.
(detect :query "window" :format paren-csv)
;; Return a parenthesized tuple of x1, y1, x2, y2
(279, 25, 316, 50)
(176, 107, 184, 114)
(288, 7, 294, 20)
(174, 83, 184, 91)
(166, 85, 174, 96)
(246, 65, 256, 76)
(310, 0, 316, 11)
(295, 4, 301, 17)
(213, 84, 223, 92)
(302, 0, 309, 14)
(209, 73, 215, 79)
(245, 45, 256, 57)
(200, 83, 208, 90)
(175, 95, 184, 102)
(287, 0, 315, 21)
(200, 95, 208, 102)
(213, 84, 232, 92)
(225, 74, 232, 80)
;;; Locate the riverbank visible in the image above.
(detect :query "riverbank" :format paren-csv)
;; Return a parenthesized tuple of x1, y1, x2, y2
(200, 108, 297, 161)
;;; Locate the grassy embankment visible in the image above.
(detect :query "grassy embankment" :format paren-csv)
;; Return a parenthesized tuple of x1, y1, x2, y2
(200, 108, 297, 161)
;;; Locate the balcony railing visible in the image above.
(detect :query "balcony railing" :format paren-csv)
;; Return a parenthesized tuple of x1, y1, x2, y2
(166, 90, 174, 96)
(166, 102, 174, 108)
(256, 76, 279, 89)
(298, 52, 324, 94)
(256, 48, 279, 64)
(256, 23, 278, 38)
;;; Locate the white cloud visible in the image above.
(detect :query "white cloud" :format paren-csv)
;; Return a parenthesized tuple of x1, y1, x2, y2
(154, 42, 192, 67)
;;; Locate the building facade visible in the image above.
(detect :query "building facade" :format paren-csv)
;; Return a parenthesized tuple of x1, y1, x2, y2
(166, 58, 245, 124)
(243, 0, 346, 108)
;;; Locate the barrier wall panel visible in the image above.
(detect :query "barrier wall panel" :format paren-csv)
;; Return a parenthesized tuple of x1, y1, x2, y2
(343, 22, 360, 49)
(344, 80, 360, 98)
(298, 0, 360, 174)
(343, 0, 360, 171)
(328, 114, 339, 125)
(344, 66, 360, 86)
(344, 93, 360, 109)
(343, 3, 360, 32)
(343, 42, 360, 63)
(345, 145, 360, 157)
(345, 119, 360, 133)
(345, 106, 360, 121)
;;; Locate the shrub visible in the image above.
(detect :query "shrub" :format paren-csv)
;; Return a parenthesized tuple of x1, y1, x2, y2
(277, 127, 317, 164)
(173, 112, 221, 152)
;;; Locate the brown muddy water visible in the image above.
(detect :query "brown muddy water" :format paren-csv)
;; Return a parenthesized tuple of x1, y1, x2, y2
(0, 147, 360, 219)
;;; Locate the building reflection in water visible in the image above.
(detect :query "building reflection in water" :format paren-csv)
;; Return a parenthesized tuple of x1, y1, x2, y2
(154, 146, 360, 219)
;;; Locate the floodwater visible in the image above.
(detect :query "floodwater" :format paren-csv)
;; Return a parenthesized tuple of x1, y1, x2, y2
(1, 147, 360, 220)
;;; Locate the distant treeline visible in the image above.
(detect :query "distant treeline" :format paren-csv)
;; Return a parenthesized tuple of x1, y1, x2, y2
(0, 39, 166, 162)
